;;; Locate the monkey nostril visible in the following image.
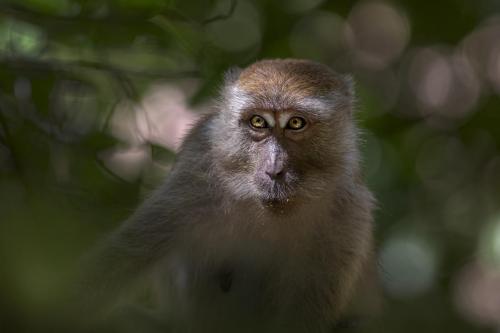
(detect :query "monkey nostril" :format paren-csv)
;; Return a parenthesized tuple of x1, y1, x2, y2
(266, 168, 285, 179)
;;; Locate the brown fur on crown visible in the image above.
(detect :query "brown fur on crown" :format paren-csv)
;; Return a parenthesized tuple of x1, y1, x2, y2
(236, 59, 351, 98)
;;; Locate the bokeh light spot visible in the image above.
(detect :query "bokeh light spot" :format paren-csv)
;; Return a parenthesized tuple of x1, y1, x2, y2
(380, 233, 438, 299)
(289, 11, 347, 64)
(346, 1, 410, 69)
(409, 48, 480, 122)
(478, 215, 500, 269)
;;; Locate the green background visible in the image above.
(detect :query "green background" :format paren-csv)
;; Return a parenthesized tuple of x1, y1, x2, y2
(1, 0, 500, 332)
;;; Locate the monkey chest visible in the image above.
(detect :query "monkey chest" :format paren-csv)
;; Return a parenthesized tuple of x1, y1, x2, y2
(166, 244, 280, 310)
(163, 243, 326, 332)
(160, 217, 336, 332)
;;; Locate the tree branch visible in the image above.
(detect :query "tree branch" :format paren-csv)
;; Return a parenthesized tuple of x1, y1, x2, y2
(0, 1, 238, 29)
(0, 56, 200, 79)
(202, 0, 237, 25)
(0, 4, 190, 28)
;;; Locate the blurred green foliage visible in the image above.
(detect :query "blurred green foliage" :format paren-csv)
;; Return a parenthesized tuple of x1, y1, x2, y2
(1, 0, 500, 332)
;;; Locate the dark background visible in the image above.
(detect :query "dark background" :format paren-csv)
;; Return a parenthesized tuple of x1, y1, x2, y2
(1, 0, 500, 332)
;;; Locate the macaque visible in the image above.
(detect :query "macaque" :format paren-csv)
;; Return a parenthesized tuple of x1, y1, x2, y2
(81, 59, 379, 332)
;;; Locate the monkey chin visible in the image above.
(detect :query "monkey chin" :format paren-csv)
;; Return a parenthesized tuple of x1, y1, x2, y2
(254, 175, 299, 214)
(260, 199, 294, 215)
(258, 191, 297, 214)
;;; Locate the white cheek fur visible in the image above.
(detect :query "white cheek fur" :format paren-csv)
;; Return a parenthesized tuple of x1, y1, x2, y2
(228, 86, 251, 113)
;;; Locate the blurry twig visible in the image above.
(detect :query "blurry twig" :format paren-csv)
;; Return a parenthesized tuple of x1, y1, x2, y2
(0, 56, 174, 147)
(107, 68, 139, 100)
(202, 0, 237, 25)
(104, 64, 155, 144)
(0, 92, 23, 175)
(149, 0, 237, 57)
(0, 56, 200, 79)
(149, 15, 196, 56)
(0, 1, 238, 28)
(0, 4, 192, 28)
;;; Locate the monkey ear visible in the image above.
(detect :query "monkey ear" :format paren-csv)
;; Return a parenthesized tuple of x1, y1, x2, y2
(341, 74, 355, 98)
(337, 74, 356, 113)
(224, 66, 242, 85)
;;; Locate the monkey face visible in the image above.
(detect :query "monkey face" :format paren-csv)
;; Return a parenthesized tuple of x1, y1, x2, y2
(214, 105, 350, 207)
(242, 110, 314, 205)
(249, 111, 355, 206)
(212, 59, 357, 208)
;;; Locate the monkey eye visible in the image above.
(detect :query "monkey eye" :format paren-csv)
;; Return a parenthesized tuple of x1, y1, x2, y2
(287, 117, 306, 130)
(249, 115, 267, 129)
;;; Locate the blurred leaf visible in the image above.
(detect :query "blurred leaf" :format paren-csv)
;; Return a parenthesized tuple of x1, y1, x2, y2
(79, 131, 119, 151)
(150, 143, 175, 164)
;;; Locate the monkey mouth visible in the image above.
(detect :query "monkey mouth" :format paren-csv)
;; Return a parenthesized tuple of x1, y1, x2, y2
(256, 180, 295, 206)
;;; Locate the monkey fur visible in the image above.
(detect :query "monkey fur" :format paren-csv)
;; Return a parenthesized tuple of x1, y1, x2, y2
(81, 59, 379, 333)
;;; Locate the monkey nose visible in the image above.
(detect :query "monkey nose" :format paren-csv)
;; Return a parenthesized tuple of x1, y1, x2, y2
(265, 165, 285, 180)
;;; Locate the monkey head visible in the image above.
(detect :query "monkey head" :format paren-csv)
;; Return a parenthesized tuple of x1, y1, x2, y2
(210, 59, 359, 208)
